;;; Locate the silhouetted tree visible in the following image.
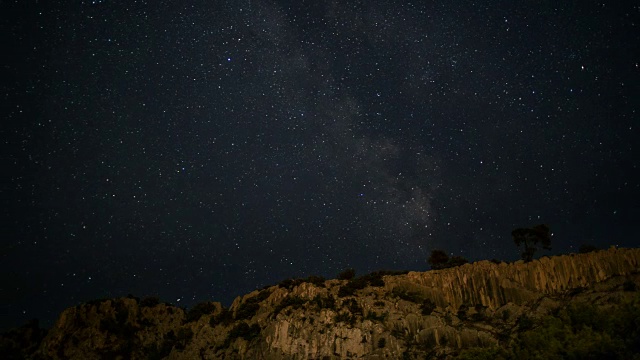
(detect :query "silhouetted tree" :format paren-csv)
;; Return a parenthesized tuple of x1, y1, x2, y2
(512, 224, 551, 262)
(428, 250, 450, 270)
(337, 268, 356, 280)
(429, 250, 470, 270)
(579, 244, 599, 254)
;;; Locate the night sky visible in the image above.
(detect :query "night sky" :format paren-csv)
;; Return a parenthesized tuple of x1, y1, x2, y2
(2, 0, 639, 330)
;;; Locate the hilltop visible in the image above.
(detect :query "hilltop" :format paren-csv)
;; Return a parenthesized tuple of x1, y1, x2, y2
(2, 247, 639, 359)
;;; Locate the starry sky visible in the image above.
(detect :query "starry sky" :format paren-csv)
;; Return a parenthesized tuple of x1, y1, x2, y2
(2, 0, 639, 330)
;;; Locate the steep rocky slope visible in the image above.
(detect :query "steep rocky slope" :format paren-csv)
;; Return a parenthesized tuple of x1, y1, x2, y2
(3, 247, 639, 359)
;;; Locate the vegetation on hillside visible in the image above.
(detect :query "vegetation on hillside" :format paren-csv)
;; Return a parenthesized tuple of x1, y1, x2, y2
(455, 294, 640, 360)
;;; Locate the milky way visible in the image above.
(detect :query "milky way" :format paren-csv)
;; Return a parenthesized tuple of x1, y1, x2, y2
(2, 0, 638, 329)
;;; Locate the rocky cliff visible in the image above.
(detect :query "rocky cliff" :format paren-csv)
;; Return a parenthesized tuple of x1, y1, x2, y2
(3, 247, 640, 359)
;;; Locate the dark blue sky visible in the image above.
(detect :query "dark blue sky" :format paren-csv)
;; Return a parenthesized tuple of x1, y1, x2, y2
(2, 0, 638, 330)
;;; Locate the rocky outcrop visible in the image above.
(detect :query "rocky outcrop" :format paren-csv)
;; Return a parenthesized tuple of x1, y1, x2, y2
(4, 247, 640, 359)
(397, 246, 640, 311)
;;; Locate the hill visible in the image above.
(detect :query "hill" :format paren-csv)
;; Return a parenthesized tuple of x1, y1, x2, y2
(2, 247, 639, 359)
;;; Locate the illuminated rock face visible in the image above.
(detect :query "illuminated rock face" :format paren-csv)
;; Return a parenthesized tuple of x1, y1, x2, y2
(400, 247, 640, 311)
(17, 248, 640, 359)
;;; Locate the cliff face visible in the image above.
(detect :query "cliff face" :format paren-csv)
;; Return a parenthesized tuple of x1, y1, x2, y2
(400, 246, 640, 311)
(5, 247, 640, 359)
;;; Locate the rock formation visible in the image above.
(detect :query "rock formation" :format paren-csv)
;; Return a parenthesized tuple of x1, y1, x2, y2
(3, 247, 639, 359)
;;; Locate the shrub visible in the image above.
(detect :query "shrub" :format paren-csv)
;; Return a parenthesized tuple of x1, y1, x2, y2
(235, 302, 259, 320)
(457, 304, 469, 320)
(305, 275, 326, 287)
(174, 327, 193, 350)
(378, 338, 386, 348)
(234, 290, 272, 320)
(278, 278, 304, 290)
(220, 322, 261, 348)
(501, 309, 510, 322)
(273, 296, 307, 316)
(623, 280, 636, 292)
(311, 294, 336, 310)
(421, 299, 436, 315)
(344, 298, 363, 315)
(579, 244, 599, 253)
(338, 277, 367, 297)
(209, 308, 233, 327)
(428, 250, 450, 270)
(365, 311, 387, 322)
(392, 288, 423, 303)
(279, 276, 326, 289)
(253, 289, 272, 302)
(338, 268, 356, 280)
(516, 314, 533, 331)
(85, 298, 110, 306)
(358, 270, 406, 287)
(140, 296, 161, 308)
(449, 256, 469, 267)
(334, 312, 355, 325)
(471, 304, 487, 321)
(228, 322, 260, 340)
(568, 286, 586, 296)
(185, 302, 217, 323)
(429, 250, 469, 270)
(456, 347, 510, 360)
(390, 323, 405, 338)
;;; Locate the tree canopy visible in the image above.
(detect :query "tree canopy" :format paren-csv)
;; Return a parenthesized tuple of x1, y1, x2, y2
(512, 224, 551, 262)
(429, 250, 469, 270)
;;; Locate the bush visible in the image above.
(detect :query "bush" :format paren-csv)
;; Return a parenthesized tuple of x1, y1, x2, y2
(220, 322, 261, 348)
(456, 347, 510, 360)
(140, 296, 161, 308)
(501, 309, 510, 322)
(278, 278, 304, 289)
(273, 296, 307, 316)
(365, 311, 388, 322)
(516, 314, 533, 331)
(421, 299, 436, 315)
(449, 256, 469, 267)
(472, 304, 487, 321)
(579, 244, 599, 254)
(252, 289, 272, 302)
(235, 302, 259, 320)
(311, 294, 336, 310)
(279, 276, 326, 289)
(428, 250, 450, 270)
(305, 275, 326, 287)
(174, 327, 193, 350)
(392, 288, 423, 303)
(429, 250, 469, 270)
(234, 290, 272, 320)
(358, 270, 406, 287)
(337, 271, 406, 297)
(623, 280, 636, 292)
(229, 322, 260, 340)
(457, 304, 469, 320)
(334, 312, 355, 325)
(338, 277, 367, 297)
(185, 302, 217, 323)
(378, 338, 386, 348)
(344, 299, 363, 315)
(338, 268, 356, 280)
(209, 308, 233, 327)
